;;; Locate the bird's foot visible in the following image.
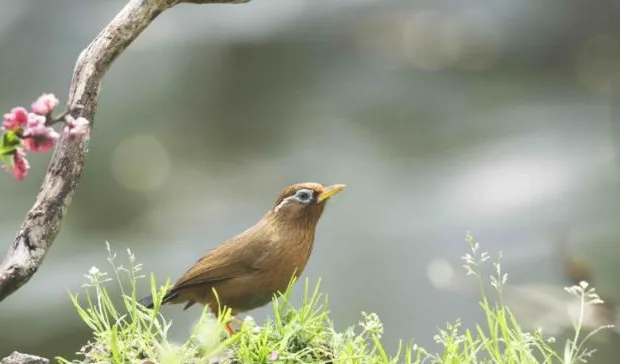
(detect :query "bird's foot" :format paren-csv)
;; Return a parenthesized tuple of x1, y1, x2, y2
(224, 316, 243, 335)
(225, 321, 236, 335)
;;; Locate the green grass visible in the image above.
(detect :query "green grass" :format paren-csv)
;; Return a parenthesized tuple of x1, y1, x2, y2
(57, 235, 612, 363)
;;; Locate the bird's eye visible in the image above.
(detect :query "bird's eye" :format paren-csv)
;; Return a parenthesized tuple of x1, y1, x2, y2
(295, 189, 313, 202)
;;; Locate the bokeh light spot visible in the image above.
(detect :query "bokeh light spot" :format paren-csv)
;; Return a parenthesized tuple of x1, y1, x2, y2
(427, 258, 456, 289)
(111, 134, 171, 192)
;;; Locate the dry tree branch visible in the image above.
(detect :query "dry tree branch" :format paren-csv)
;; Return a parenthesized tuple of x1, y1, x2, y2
(0, 0, 250, 302)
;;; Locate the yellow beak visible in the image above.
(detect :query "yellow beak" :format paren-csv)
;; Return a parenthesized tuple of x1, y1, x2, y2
(317, 184, 346, 203)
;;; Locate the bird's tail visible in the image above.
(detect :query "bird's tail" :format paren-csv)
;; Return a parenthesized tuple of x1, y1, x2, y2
(138, 289, 179, 309)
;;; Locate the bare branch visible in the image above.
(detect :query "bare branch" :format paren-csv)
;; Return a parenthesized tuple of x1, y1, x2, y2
(0, 0, 250, 301)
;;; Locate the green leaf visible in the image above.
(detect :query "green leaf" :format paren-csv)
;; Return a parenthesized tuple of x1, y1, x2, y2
(2, 129, 22, 147)
(1, 130, 22, 156)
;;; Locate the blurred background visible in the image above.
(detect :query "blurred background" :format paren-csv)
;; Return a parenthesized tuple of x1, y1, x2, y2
(1, 0, 620, 361)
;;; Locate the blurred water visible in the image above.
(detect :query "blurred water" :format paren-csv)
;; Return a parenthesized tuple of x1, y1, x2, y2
(1, 0, 619, 361)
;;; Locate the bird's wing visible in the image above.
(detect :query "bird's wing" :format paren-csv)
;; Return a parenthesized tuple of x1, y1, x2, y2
(170, 233, 272, 290)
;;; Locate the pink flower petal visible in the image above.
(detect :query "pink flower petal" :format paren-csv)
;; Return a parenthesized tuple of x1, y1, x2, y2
(27, 113, 46, 128)
(2, 107, 29, 131)
(23, 135, 57, 153)
(23, 121, 60, 153)
(8, 149, 30, 180)
(31, 93, 59, 115)
(64, 116, 90, 139)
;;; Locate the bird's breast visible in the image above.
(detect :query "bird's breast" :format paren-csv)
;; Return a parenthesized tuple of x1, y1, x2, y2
(263, 233, 315, 290)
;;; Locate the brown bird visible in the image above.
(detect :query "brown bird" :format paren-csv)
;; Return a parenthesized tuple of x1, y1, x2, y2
(138, 182, 345, 334)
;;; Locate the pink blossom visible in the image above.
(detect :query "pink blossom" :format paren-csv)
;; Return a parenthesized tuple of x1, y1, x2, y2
(4, 149, 30, 180)
(23, 130, 59, 153)
(268, 352, 279, 361)
(26, 113, 46, 128)
(64, 116, 90, 139)
(21, 113, 59, 153)
(2, 107, 29, 131)
(31, 93, 59, 115)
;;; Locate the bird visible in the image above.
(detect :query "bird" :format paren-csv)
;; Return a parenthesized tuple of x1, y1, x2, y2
(138, 182, 346, 334)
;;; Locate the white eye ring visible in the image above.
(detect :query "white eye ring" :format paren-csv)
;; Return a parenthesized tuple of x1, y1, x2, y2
(273, 188, 314, 213)
(296, 189, 313, 202)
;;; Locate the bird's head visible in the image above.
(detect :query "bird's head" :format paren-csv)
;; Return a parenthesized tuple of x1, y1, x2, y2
(268, 182, 346, 225)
